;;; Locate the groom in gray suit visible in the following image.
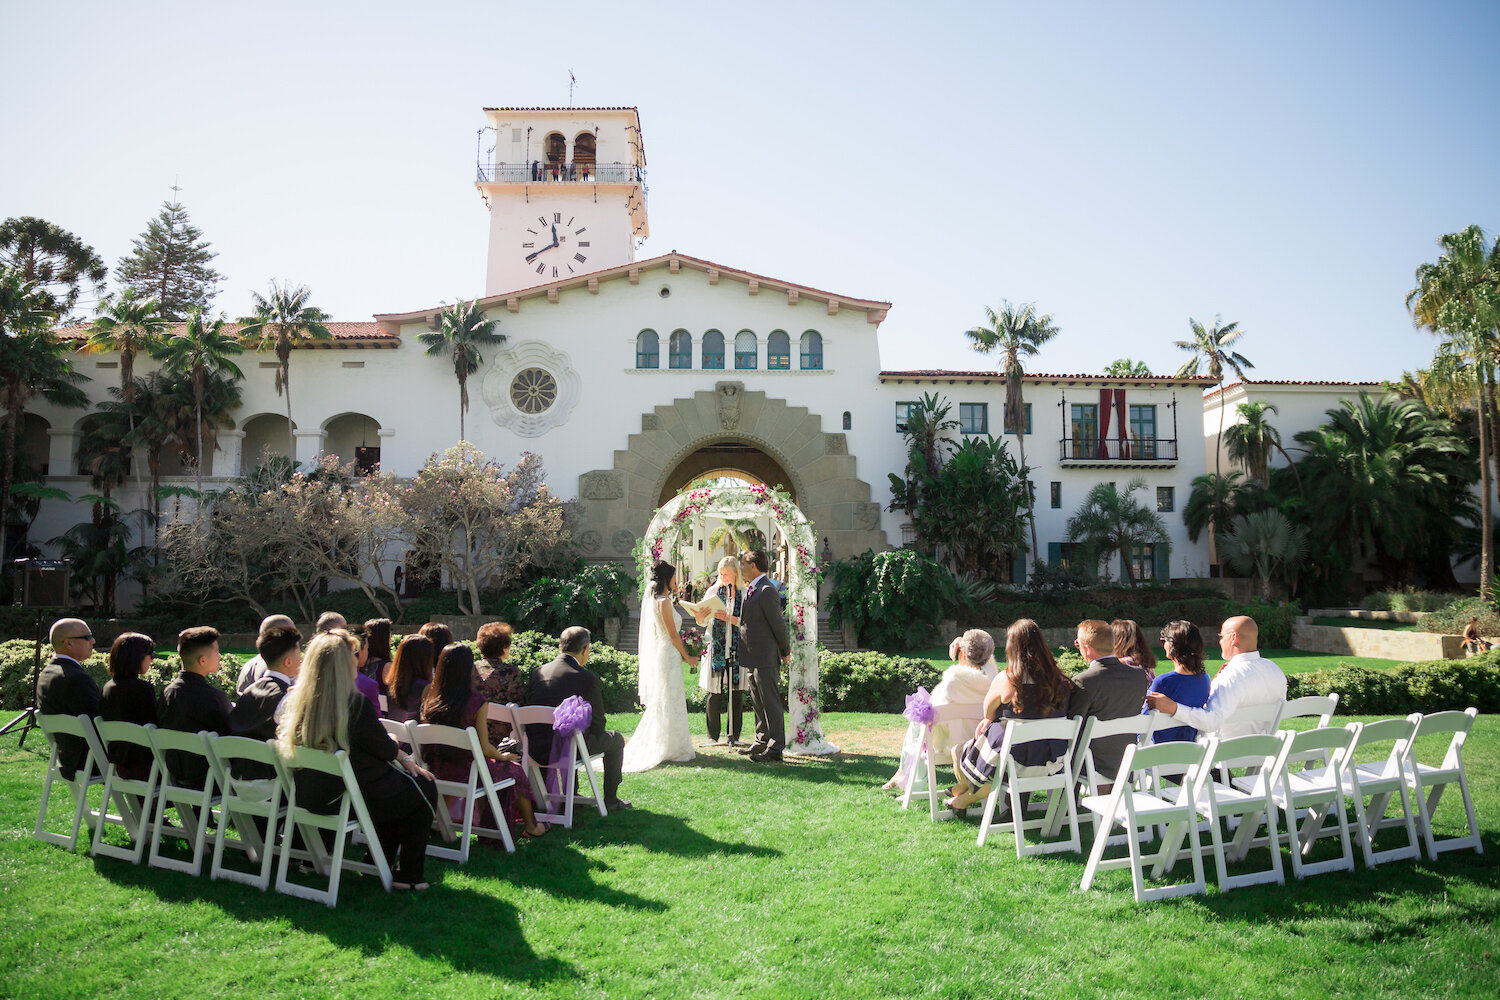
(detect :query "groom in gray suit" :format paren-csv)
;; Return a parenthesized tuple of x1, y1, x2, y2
(737, 549, 790, 763)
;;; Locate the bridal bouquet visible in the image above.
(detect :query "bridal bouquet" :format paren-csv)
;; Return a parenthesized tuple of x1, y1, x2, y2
(680, 623, 706, 659)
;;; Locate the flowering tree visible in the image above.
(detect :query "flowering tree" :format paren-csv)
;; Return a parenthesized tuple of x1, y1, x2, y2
(404, 443, 572, 615)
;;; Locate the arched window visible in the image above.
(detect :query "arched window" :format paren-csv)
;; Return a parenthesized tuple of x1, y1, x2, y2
(543, 132, 566, 179)
(842, 411, 851, 430)
(573, 131, 597, 180)
(669, 329, 692, 369)
(702, 329, 725, 369)
(735, 330, 757, 370)
(767, 330, 790, 370)
(800, 330, 824, 370)
(636, 329, 659, 368)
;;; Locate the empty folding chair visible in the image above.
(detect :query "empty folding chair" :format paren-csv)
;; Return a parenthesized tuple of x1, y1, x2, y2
(1265, 725, 1357, 879)
(899, 704, 984, 822)
(145, 728, 221, 876)
(1079, 740, 1212, 902)
(90, 721, 161, 864)
(510, 704, 607, 829)
(1180, 733, 1290, 892)
(34, 713, 109, 851)
(410, 723, 517, 861)
(1052, 715, 1152, 843)
(1402, 707, 1482, 860)
(1277, 694, 1341, 771)
(974, 715, 1082, 857)
(1299, 717, 1420, 868)
(203, 735, 287, 890)
(273, 745, 393, 906)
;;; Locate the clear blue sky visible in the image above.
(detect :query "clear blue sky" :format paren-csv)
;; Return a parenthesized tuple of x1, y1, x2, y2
(4, 0, 1497, 381)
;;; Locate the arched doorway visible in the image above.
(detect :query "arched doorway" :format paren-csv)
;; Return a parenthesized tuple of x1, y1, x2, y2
(657, 442, 800, 587)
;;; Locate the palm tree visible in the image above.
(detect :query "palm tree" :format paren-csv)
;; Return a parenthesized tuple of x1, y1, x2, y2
(1221, 400, 1302, 493)
(1065, 478, 1168, 586)
(1175, 315, 1253, 480)
(1103, 358, 1151, 377)
(1219, 509, 1308, 600)
(238, 281, 331, 461)
(1183, 471, 1253, 547)
(0, 271, 90, 565)
(1408, 225, 1500, 598)
(157, 306, 244, 494)
(707, 517, 758, 556)
(417, 299, 506, 442)
(965, 301, 1059, 563)
(86, 288, 165, 405)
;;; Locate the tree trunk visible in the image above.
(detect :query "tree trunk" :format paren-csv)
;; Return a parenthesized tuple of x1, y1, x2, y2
(0, 400, 19, 569)
(1481, 369, 1497, 600)
(459, 371, 466, 443)
(1015, 402, 1039, 571)
(193, 366, 205, 497)
(283, 358, 296, 465)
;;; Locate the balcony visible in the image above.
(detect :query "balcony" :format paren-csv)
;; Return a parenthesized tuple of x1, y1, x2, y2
(1058, 437, 1178, 466)
(476, 161, 645, 184)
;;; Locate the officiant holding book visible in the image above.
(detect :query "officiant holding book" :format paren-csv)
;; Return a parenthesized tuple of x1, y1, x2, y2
(690, 555, 752, 744)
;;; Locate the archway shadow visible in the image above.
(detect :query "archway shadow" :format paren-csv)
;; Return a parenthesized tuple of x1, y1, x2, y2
(92, 854, 579, 986)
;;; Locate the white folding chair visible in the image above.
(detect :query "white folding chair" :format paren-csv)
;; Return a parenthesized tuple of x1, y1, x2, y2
(90, 721, 162, 864)
(510, 704, 607, 829)
(273, 746, 393, 906)
(1265, 725, 1357, 879)
(202, 735, 286, 890)
(975, 716, 1082, 857)
(1402, 708, 1482, 860)
(382, 717, 460, 845)
(410, 723, 517, 861)
(1056, 715, 1152, 844)
(1279, 694, 1339, 728)
(899, 704, 984, 822)
(34, 713, 109, 851)
(1079, 740, 1211, 902)
(1180, 733, 1291, 892)
(378, 694, 389, 716)
(1300, 716, 1420, 868)
(145, 728, 221, 876)
(381, 717, 415, 755)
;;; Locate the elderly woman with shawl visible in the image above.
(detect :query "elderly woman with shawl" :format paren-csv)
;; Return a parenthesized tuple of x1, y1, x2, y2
(880, 629, 999, 792)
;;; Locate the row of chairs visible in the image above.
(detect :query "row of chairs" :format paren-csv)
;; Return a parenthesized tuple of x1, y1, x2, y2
(32, 701, 608, 907)
(900, 697, 1483, 902)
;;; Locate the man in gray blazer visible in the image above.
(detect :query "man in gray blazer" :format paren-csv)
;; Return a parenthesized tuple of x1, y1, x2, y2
(1068, 619, 1150, 785)
(737, 550, 790, 762)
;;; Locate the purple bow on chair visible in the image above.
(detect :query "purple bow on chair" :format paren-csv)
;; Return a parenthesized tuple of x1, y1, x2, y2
(903, 687, 936, 726)
(546, 695, 592, 796)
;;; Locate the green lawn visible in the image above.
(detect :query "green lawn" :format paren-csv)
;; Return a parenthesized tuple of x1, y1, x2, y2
(913, 646, 1407, 676)
(1310, 617, 1420, 632)
(4, 710, 1498, 998)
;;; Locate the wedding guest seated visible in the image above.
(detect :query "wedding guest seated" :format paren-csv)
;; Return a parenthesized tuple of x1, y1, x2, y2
(420, 642, 547, 839)
(228, 624, 303, 778)
(1067, 618, 1151, 785)
(315, 611, 347, 634)
(345, 623, 381, 714)
(1112, 619, 1157, 683)
(157, 626, 232, 789)
(525, 627, 630, 811)
(236, 614, 296, 696)
(277, 631, 439, 890)
(945, 619, 1073, 811)
(36, 617, 102, 779)
(363, 618, 393, 686)
(881, 629, 998, 792)
(418, 622, 454, 656)
(1146, 615, 1287, 739)
(99, 632, 158, 780)
(1143, 620, 1210, 743)
(384, 634, 435, 722)
(474, 622, 523, 750)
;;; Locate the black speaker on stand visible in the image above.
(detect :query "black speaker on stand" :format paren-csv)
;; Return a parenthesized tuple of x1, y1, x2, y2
(1, 558, 73, 748)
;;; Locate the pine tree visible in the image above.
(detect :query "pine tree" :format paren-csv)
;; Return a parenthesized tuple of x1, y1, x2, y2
(115, 199, 225, 320)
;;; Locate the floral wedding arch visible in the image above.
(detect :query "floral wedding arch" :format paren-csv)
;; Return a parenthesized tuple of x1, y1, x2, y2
(638, 483, 837, 755)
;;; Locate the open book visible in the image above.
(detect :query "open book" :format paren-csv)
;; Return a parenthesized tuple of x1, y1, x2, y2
(679, 593, 727, 618)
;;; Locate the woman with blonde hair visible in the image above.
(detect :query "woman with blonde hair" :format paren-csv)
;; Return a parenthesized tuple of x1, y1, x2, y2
(692, 555, 754, 744)
(278, 630, 439, 890)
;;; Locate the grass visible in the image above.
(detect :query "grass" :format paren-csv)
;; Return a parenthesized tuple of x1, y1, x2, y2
(912, 646, 1407, 676)
(5, 709, 1499, 998)
(1310, 617, 1420, 632)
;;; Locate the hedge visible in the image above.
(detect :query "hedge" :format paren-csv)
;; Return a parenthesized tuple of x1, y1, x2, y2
(1287, 651, 1500, 715)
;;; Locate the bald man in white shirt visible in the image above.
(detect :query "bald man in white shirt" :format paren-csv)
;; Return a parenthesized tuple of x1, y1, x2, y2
(1146, 615, 1286, 739)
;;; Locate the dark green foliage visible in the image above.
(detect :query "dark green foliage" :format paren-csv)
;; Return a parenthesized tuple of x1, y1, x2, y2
(1365, 587, 1466, 613)
(816, 649, 942, 712)
(115, 200, 224, 320)
(1025, 559, 1089, 600)
(1245, 599, 1300, 648)
(0, 216, 107, 318)
(1420, 595, 1500, 635)
(909, 435, 1030, 577)
(1288, 652, 1500, 714)
(503, 563, 634, 635)
(825, 548, 954, 651)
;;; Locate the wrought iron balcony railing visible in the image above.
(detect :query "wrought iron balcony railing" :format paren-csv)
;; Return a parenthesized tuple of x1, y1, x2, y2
(476, 161, 645, 184)
(1058, 437, 1178, 462)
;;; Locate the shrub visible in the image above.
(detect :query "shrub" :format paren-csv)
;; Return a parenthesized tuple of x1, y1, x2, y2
(1365, 587, 1464, 614)
(1286, 651, 1500, 715)
(1054, 647, 1087, 676)
(816, 649, 942, 712)
(485, 629, 640, 714)
(1420, 596, 1500, 637)
(825, 549, 953, 652)
(502, 562, 634, 636)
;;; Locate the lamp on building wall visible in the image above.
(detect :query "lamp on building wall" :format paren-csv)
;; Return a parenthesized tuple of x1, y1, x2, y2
(821, 537, 833, 564)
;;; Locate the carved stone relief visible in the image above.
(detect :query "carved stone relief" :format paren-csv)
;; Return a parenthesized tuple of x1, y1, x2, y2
(577, 530, 602, 554)
(716, 381, 742, 430)
(611, 530, 635, 555)
(826, 433, 847, 455)
(580, 471, 624, 500)
(641, 413, 659, 431)
(854, 502, 881, 531)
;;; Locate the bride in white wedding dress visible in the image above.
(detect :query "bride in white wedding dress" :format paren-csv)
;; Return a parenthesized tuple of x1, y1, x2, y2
(622, 560, 697, 772)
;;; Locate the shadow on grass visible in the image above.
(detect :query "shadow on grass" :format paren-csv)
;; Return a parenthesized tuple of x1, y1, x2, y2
(91, 849, 580, 986)
(669, 748, 893, 786)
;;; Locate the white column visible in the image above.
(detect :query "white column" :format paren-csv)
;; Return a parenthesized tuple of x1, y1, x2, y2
(45, 428, 77, 478)
(216, 430, 245, 478)
(294, 429, 326, 467)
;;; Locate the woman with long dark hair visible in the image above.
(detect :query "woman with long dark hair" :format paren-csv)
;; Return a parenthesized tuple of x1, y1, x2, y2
(1145, 621, 1211, 743)
(363, 618, 393, 681)
(420, 642, 547, 838)
(945, 619, 1072, 811)
(622, 560, 696, 772)
(99, 632, 158, 779)
(384, 634, 435, 721)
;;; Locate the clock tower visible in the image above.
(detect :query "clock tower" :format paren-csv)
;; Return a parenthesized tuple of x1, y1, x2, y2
(475, 106, 649, 295)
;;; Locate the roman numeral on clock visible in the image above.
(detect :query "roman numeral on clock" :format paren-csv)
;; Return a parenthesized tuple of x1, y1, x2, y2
(538, 216, 547, 226)
(574, 253, 587, 263)
(553, 212, 562, 223)
(536, 263, 546, 274)
(577, 241, 590, 248)
(551, 266, 559, 277)
(522, 242, 534, 248)
(575, 227, 587, 235)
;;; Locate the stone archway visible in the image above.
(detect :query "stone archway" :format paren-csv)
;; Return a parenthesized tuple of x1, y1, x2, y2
(656, 442, 798, 507)
(572, 381, 888, 562)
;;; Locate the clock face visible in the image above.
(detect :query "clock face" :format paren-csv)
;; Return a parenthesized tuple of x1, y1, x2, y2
(519, 211, 592, 280)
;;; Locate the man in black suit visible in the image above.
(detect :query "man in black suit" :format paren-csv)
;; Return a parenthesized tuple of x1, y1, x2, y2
(157, 626, 232, 789)
(738, 549, 791, 763)
(228, 624, 302, 779)
(1068, 619, 1151, 786)
(524, 626, 629, 810)
(36, 617, 103, 779)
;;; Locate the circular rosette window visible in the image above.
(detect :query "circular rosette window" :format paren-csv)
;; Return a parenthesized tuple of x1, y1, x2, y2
(510, 367, 557, 414)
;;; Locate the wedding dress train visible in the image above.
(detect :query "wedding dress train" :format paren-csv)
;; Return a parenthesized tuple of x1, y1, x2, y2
(621, 595, 696, 772)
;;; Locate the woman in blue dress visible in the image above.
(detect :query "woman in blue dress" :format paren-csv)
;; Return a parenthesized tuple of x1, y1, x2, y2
(1145, 620, 1211, 742)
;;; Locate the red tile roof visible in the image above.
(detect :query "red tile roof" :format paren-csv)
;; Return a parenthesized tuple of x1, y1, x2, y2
(1205, 379, 1387, 400)
(54, 321, 397, 345)
(482, 106, 639, 112)
(880, 369, 1215, 384)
